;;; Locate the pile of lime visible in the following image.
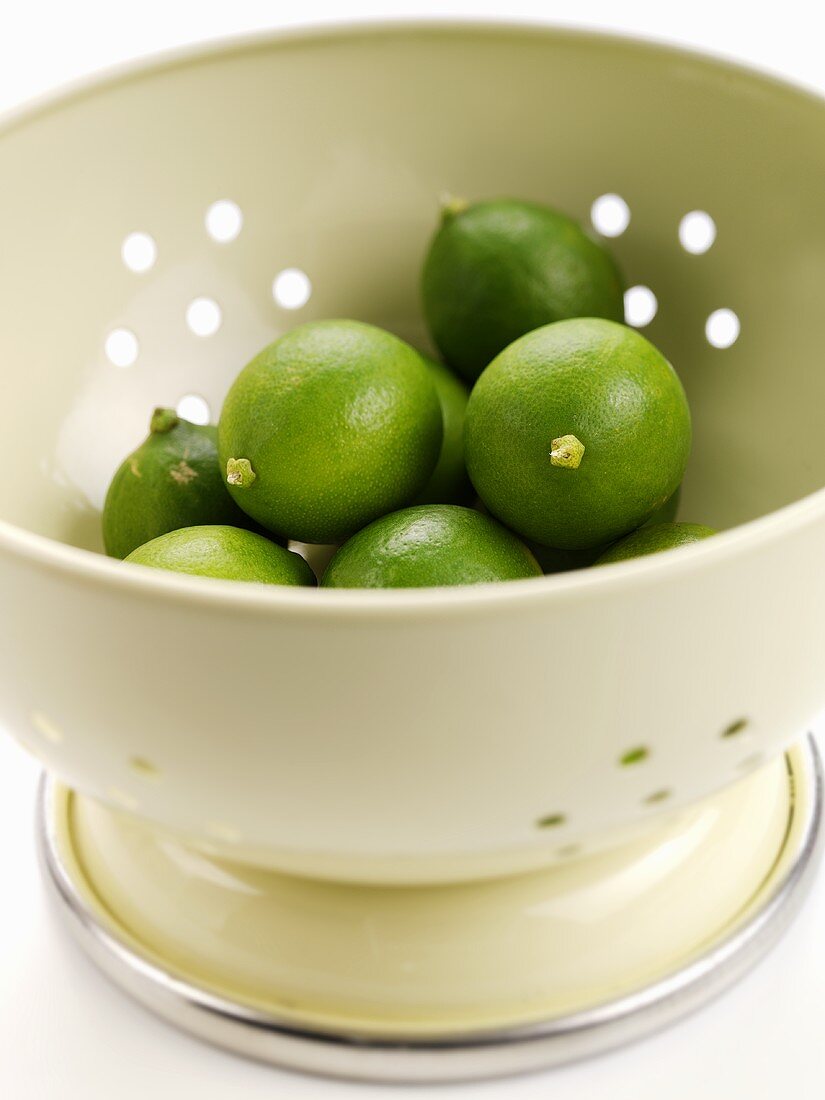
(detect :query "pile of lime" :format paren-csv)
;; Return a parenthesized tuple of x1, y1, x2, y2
(103, 197, 715, 589)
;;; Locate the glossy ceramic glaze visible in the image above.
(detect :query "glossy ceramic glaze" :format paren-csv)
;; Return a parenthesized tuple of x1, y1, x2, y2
(1, 24, 824, 883)
(40, 739, 822, 1079)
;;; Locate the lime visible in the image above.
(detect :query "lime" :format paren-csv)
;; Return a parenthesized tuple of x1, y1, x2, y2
(528, 487, 681, 574)
(647, 486, 681, 526)
(125, 525, 315, 585)
(413, 355, 470, 505)
(596, 522, 715, 565)
(218, 320, 442, 544)
(321, 505, 541, 588)
(102, 408, 254, 560)
(422, 198, 624, 381)
(465, 318, 691, 550)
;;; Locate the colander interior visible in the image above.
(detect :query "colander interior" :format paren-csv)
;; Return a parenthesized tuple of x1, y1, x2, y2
(1, 24, 825, 554)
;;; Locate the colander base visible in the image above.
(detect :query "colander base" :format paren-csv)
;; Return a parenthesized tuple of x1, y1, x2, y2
(39, 735, 822, 1083)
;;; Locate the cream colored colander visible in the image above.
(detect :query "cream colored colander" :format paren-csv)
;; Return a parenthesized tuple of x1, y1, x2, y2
(1, 22, 825, 1081)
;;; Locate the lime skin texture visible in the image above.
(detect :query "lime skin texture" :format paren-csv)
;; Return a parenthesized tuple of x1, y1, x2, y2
(321, 504, 542, 589)
(422, 198, 625, 382)
(465, 318, 692, 551)
(125, 525, 316, 586)
(648, 485, 681, 527)
(596, 522, 716, 565)
(529, 485, 682, 574)
(413, 355, 471, 505)
(102, 409, 254, 560)
(218, 320, 443, 545)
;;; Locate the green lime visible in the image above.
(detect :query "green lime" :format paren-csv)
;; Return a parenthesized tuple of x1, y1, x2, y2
(422, 198, 624, 381)
(125, 525, 316, 585)
(102, 409, 254, 560)
(648, 486, 681, 526)
(321, 505, 541, 588)
(218, 320, 442, 544)
(596, 522, 715, 565)
(465, 318, 691, 550)
(413, 355, 471, 505)
(528, 487, 682, 574)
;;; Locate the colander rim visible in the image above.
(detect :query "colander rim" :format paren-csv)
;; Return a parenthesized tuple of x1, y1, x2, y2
(2, 17, 824, 619)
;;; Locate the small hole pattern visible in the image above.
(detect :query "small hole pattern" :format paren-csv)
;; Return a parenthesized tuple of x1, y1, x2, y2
(706, 308, 740, 348)
(70, 716, 769, 848)
(532, 717, 759, 833)
(121, 232, 157, 273)
(589, 196, 737, 347)
(130, 756, 160, 779)
(186, 297, 222, 337)
(273, 268, 312, 309)
(620, 746, 650, 767)
(177, 394, 211, 425)
(591, 193, 630, 237)
(624, 286, 657, 328)
(644, 789, 672, 806)
(105, 329, 139, 368)
(206, 200, 243, 243)
(679, 211, 716, 254)
(721, 717, 749, 739)
(109, 196, 738, 366)
(106, 200, 316, 361)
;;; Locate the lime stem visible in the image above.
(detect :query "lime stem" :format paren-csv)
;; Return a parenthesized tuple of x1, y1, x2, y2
(550, 435, 585, 470)
(150, 408, 180, 434)
(226, 457, 256, 488)
(439, 193, 469, 222)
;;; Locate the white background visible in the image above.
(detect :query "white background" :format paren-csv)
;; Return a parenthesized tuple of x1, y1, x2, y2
(2, 2, 825, 1097)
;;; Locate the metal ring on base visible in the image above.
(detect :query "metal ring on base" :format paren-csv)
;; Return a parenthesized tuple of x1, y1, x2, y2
(39, 736, 823, 1084)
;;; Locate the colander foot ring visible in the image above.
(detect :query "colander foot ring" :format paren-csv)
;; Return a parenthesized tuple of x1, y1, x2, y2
(38, 736, 822, 1083)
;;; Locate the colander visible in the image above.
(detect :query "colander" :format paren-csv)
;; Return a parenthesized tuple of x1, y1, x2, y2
(2, 20, 825, 1084)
